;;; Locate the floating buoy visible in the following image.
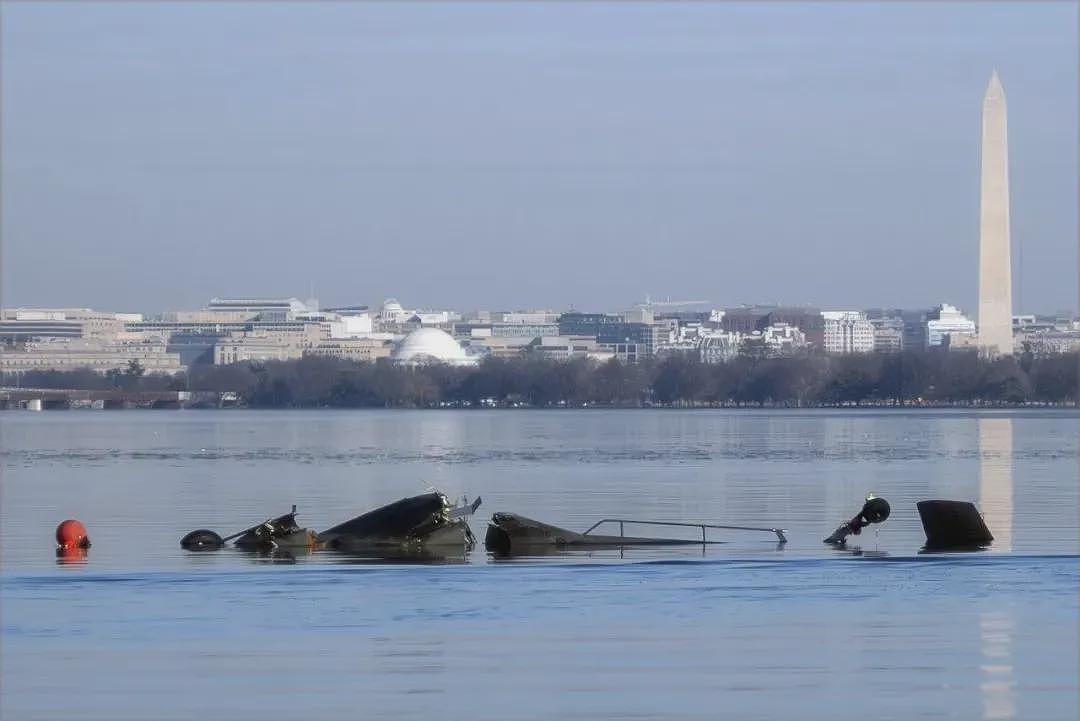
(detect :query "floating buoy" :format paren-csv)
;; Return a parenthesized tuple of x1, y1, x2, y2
(55, 519, 91, 550)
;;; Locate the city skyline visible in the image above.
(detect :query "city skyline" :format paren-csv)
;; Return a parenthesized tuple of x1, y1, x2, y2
(0, 291, 1075, 320)
(1, 3, 1077, 314)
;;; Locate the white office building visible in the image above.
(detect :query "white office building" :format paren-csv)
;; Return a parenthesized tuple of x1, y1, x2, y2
(927, 304, 977, 348)
(492, 311, 560, 325)
(207, 297, 313, 322)
(326, 314, 375, 338)
(822, 311, 875, 354)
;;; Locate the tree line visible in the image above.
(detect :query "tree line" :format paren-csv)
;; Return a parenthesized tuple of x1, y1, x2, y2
(5, 350, 1076, 407)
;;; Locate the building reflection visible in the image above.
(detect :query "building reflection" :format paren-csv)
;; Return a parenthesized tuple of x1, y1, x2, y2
(978, 417, 1013, 552)
(978, 416, 1014, 719)
(979, 609, 1016, 720)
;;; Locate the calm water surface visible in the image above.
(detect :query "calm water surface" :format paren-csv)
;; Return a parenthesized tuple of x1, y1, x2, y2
(1, 409, 1077, 720)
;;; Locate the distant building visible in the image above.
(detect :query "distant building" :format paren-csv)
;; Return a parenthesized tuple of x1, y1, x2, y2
(622, 307, 654, 324)
(1, 311, 83, 341)
(164, 333, 222, 366)
(0, 308, 138, 343)
(557, 312, 624, 337)
(870, 317, 905, 353)
(822, 311, 874, 354)
(528, 336, 612, 362)
(378, 298, 411, 327)
(327, 315, 374, 338)
(906, 311, 932, 350)
(305, 338, 393, 363)
(460, 310, 492, 324)
(492, 311, 560, 325)
(866, 308, 922, 352)
(556, 312, 667, 361)
(1, 335, 183, 374)
(455, 322, 559, 339)
(160, 310, 256, 323)
(464, 335, 537, 359)
(721, 307, 770, 334)
(1012, 314, 1057, 334)
(406, 311, 455, 327)
(376, 299, 460, 332)
(133, 318, 309, 336)
(741, 324, 806, 358)
(655, 311, 711, 325)
(926, 304, 977, 348)
(133, 316, 318, 367)
(213, 331, 308, 365)
(597, 321, 668, 358)
(945, 333, 980, 351)
(495, 323, 559, 338)
(136, 303, 389, 366)
(1016, 330, 1080, 356)
(207, 297, 312, 322)
(721, 306, 824, 349)
(210, 324, 393, 365)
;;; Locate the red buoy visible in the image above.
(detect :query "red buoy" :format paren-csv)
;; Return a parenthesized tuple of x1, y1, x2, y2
(56, 519, 90, 550)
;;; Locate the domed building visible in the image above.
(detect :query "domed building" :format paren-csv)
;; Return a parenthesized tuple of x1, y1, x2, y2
(391, 328, 476, 366)
(379, 298, 408, 326)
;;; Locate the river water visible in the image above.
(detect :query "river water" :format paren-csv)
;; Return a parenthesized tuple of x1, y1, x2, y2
(1, 409, 1077, 720)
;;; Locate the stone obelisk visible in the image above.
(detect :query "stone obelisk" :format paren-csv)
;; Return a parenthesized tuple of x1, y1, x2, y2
(978, 70, 1013, 355)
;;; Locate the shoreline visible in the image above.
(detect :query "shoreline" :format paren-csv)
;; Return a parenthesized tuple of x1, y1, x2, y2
(5, 402, 1078, 412)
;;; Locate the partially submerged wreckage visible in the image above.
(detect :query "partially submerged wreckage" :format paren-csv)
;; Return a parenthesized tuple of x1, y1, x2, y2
(822, 494, 994, 551)
(180, 492, 482, 556)
(179, 489, 996, 560)
(485, 512, 786, 555)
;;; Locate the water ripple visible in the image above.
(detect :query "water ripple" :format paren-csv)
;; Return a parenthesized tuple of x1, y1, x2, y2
(2, 445, 1074, 466)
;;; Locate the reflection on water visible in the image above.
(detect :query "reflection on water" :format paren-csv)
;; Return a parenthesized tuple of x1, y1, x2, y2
(53, 547, 89, 566)
(979, 418, 1013, 552)
(182, 545, 474, 566)
(977, 418, 1020, 720)
(321, 548, 472, 565)
(980, 609, 1016, 720)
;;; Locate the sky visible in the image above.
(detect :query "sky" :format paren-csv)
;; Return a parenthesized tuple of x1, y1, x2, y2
(1, 1, 1077, 315)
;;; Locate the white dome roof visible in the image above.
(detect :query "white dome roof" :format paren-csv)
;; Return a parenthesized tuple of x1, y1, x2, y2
(392, 328, 474, 365)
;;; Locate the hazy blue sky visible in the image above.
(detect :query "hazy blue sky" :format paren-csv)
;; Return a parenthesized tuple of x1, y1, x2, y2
(1, 1, 1076, 314)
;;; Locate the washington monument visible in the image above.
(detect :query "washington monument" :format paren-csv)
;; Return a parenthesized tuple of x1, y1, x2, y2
(977, 70, 1013, 355)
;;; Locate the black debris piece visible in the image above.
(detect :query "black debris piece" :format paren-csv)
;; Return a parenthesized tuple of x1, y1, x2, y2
(917, 500, 993, 549)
